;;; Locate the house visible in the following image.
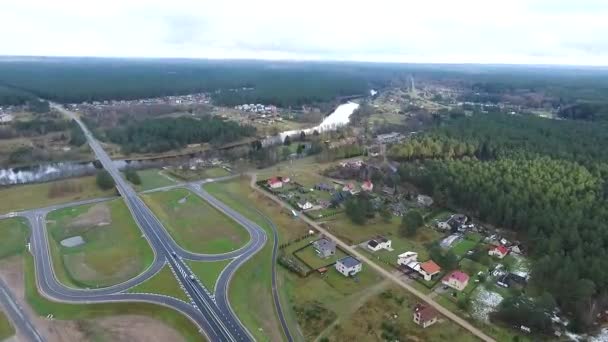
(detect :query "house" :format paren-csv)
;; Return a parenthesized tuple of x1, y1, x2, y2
(335, 256, 362, 277)
(361, 180, 374, 192)
(342, 183, 359, 195)
(447, 214, 468, 231)
(413, 303, 438, 328)
(314, 183, 334, 192)
(267, 177, 283, 189)
(282, 177, 291, 183)
(497, 273, 528, 289)
(488, 245, 509, 259)
(437, 221, 450, 230)
(442, 270, 470, 291)
(419, 261, 441, 281)
(297, 201, 313, 210)
(312, 238, 336, 258)
(397, 251, 419, 267)
(367, 236, 392, 252)
(417, 194, 434, 207)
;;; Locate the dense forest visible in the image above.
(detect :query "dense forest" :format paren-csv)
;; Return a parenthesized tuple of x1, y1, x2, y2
(103, 116, 256, 154)
(391, 113, 608, 331)
(0, 85, 35, 106)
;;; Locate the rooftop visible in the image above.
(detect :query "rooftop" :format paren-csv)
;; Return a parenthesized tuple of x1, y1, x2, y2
(420, 260, 441, 274)
(338, 256, 361, 268)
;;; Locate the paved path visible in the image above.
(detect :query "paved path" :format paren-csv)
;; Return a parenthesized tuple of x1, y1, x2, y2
(249, 173, 495, 342)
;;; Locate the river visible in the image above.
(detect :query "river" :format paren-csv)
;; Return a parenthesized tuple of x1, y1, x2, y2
(0, 102, 361, 185)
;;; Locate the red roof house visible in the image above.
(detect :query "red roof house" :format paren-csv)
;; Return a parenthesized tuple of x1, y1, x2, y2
(267, 177, 283, 189)
(413, 303, 438, 328)
(419, 260, 441, 281)
(489, 245, 509, 259)
(442, 270, 470, 291)
(362, 180, 374, 192)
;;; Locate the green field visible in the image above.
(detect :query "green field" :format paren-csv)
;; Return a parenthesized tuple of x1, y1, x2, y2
(141, 188, 249, 254)
(22, 253, 205, 342)
(46, 199, 154, 288)
(128, 266, 189, 302)
(451, 239, 479, 257)
(166, 167, 230, 181)
(186, 259, 232, 292)
(0, 311, 15, 341)
(125, 168, 177, 191)
(0, 218, 29, 259)
(0, 176, 115, 213)
(204, 178, 284, 342)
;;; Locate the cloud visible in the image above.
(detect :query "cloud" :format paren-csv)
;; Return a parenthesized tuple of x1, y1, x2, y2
(0, 0, 607, 65)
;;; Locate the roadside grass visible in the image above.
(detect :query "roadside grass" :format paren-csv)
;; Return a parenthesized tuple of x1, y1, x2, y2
(128, 266, 189, 302)
(23, 253, 205, 342)
(204, 178, 285, 342)
(126, 169, 176, 191)
(141, 188, 249, 254)
(0, 176, 115, 213)
(186, 259, 232, 292)
(326, 285, 478, 342)
(0, 311, 15, 341)
(46, 199, 154, 288)
(0, 218, 29, 259)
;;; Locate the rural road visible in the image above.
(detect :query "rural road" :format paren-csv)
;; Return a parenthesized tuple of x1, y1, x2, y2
(248, 173, 496, 342)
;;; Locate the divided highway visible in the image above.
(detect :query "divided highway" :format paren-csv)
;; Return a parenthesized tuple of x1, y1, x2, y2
(32, 103, 272, 341)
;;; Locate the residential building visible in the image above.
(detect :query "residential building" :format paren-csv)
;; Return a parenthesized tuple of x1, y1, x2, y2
(312, 238, 336, 258)
(397, 251, 419, 267)
(297, 201, 313, 210)
(419, 261, 441, 281)
(489, 245, 509, 259)
(267, 177, 283, 189)
(367, 236, 392, 252)
(413, 303, 438, 328)
(342, 183, 359, 195)
(361, 180, 374, 192)
(417, 194, 434, 207)
(335, 256, 362, 277)
(442, 270, 470, 291)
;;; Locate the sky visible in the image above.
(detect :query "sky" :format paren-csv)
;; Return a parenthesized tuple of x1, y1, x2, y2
(1, 0, 608, 65)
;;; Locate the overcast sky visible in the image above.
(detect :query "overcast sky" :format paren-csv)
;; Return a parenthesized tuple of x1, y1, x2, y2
(1, 0, 608, 65)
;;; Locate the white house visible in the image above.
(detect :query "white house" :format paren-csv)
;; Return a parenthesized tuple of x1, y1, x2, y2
(335, 256, 362, 277)
(367, 236, 392, 252)
(297, 201, 313, 210)
(397, 251, 419, 266)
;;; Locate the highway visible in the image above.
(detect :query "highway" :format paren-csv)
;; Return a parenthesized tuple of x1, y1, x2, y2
(0, 278, 45, 342)
(46, 103, 267, 341)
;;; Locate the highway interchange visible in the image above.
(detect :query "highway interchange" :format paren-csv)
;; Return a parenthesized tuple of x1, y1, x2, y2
(0, 104, 284, 342)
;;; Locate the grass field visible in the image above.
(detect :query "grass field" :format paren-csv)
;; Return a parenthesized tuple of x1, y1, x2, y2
(128, 266, 189, 302)
(22, 253, 205, 342)
(126, 168, 177, 191)
(452, 239, 479, 257)
(0, 176, 115, 213)
(186, 259, 232, 292)
(326, 285, 478, 342)
(204, 178, 285, 342)
(166, 167, 231, 181)
(0, 218, 29, 259)
(141, 188, 249, 254)
(0, 311, 15, 341)
(46, 199, 154, 288)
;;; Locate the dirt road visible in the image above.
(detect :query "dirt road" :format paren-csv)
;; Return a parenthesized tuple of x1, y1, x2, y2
(249, 173, 495, 342)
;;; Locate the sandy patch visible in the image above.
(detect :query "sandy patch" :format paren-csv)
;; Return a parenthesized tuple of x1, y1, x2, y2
(68, 203, 111, 229)
(0, 256, 184, 342)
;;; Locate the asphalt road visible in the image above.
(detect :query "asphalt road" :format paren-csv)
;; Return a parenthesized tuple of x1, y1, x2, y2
(50, 103, 265, 341)
(0, 278, 45, 342)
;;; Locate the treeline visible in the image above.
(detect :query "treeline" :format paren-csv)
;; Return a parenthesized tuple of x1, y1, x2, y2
(392, 113, 608, 174)
(391, 112, 608, 331)
(558, 102, 608, 121)
(104, 116, 256, 154)
(0, 85, 35, 106)
(0, 59, 389, 107)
